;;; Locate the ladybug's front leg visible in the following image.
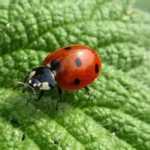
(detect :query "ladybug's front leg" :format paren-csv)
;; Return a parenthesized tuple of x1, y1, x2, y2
(37, 91, 45, 101)
(55, 86, 63, 110)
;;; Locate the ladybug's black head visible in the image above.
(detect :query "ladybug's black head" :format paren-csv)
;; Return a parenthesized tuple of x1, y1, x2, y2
(25, 66, 57, 91)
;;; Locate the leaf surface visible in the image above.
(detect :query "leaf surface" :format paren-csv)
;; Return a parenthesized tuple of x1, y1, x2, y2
(0, 0, 150, 149)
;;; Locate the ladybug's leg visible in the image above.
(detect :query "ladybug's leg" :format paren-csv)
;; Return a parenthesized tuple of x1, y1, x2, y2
(57, 86, 63, 100)
(21, 133, 26, 141)
(37, 91, 44, 101)
(84, 86, 90, 95)
(55, 86, 63, 110)
(22, 75, 28, 93)
(84, 86, 93, 100)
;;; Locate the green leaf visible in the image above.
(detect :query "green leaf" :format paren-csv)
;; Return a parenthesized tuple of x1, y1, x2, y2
(0, 0, 150, 149)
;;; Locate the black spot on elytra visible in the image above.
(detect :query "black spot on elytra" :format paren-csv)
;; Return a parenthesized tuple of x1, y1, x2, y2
(51, 59, 60, 70)
(74, 78, 81, 85)
(75, 57, 82, 67)
(64, 46, 72, 50)
(95, 64, 99, 73)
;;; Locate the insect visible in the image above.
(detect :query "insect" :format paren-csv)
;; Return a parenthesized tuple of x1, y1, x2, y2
(23, 44, 102, 101)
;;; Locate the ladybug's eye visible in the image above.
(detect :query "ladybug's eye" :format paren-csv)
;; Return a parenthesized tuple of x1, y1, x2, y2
(95, 64, 99, 73)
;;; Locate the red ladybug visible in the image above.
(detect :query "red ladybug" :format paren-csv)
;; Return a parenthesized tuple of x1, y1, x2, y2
(23, 44, 102, 99)
(43, 44, 101, 90)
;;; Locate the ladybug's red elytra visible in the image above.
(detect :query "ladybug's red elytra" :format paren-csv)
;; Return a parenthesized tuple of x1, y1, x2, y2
(23, 44, 102, 99)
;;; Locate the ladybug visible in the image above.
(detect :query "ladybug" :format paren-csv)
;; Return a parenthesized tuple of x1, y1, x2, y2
(23, 44, 102, 99)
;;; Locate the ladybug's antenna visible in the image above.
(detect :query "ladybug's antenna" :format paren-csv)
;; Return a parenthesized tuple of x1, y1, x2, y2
(16, 81, 37, 97)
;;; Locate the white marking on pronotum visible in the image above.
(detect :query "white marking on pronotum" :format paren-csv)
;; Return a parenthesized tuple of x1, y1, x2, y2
(51, 71, 56, 79)
(38, 82, 41, 86)
(46, 64, 51, 68)
(40, 82, 51, 90)
(29, 80, 32, 84)
(33, 83, 37, 87)
(29, 71, 36, 78)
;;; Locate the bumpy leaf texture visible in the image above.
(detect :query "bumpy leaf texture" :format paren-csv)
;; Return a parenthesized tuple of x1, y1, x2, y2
(0, 0, 150, 149)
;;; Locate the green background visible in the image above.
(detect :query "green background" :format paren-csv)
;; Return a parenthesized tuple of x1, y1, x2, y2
(135, 0, 150, 12)
(0, 0, 150, 149)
